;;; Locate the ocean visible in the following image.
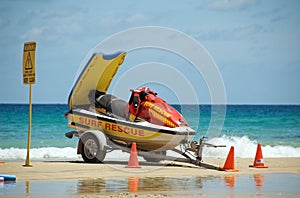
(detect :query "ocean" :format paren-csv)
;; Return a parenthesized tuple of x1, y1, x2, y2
(0, 104, 299, 161)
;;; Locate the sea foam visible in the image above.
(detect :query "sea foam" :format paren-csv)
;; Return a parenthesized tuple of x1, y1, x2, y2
(0, 147, 80, 161)
(0, 135, 299, 161)
(202, 135, 300, 158)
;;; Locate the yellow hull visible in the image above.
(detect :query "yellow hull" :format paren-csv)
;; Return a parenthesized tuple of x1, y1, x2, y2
(68, 109, 195, 151)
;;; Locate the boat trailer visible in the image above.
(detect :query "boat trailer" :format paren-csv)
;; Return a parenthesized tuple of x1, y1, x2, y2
(66, 131, 225, 170)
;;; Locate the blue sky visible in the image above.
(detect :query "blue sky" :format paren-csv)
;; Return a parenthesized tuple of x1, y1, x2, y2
(1, 0, 299, 104)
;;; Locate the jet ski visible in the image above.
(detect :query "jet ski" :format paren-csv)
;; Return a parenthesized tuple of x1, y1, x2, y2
(65, 51, 196, 163)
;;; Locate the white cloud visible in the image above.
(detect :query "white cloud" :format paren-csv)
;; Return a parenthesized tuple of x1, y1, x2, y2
(192, 24, 264, 41)
(20, 8, 86, 41)
(126, 13, 149, 24)
(26, 8, 86, 22)
(207, 0, 258, 10)
(54, 22, 83, 36)
(98, 14, 123, 27)
(20, 21, 84, 41)
(21, 27, 44, 40)
(232, 24, 263, 39)
(99, 13, 150, 27)
(18, 6, 86, 39)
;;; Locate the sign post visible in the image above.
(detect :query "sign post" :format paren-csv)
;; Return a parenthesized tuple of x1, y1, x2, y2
(22, 41, 36, 167)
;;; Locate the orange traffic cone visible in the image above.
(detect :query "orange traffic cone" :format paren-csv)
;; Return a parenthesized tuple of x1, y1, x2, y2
(125, 142, 141, 168)
(220, 146, 239, 172)
(249, 144, 268, 168)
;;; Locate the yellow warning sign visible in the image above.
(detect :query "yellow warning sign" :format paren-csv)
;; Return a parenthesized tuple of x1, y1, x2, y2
(22, 42, 36, 84)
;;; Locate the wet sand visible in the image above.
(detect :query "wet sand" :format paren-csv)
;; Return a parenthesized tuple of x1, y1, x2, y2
(1, 158, 300, 197)
(0, 158, 299, 181)
(2, 173, 300, 197)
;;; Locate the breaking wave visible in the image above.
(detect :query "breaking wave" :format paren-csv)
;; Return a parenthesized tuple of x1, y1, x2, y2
(0, 136, 299, 161)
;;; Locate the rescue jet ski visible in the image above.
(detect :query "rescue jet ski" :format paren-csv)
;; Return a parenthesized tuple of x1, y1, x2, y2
(65, 51, 195, 163)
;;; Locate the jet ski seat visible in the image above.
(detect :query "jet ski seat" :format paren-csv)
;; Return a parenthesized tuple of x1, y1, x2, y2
(88, 90, 127, 118)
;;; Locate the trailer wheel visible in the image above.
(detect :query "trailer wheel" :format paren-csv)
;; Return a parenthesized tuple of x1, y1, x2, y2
(80, 131, 107, 163)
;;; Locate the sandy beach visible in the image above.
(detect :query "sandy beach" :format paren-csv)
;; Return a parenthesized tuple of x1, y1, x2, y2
(1, 158, 300, 197)
(1, 157, 299, 181)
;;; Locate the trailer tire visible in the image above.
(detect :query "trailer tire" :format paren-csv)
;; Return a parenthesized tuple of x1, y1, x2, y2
(80, 130, 107, 163)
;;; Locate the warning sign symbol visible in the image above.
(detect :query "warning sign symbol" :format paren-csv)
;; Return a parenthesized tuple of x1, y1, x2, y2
(22, 42, 36, 85)
(25, 51, 33, 70)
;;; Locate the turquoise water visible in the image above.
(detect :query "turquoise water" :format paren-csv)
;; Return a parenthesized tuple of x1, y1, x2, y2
(0, 104, 299, 160)
(180, 105, 300, 147)
(0, 104, 74, 149)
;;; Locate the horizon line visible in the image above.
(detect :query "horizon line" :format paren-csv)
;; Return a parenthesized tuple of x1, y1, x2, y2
(1, 102, 300, 106)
